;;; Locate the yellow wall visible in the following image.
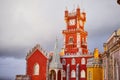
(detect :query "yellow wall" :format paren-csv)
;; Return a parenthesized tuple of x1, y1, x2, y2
(87, 67, 104, 80)
(93, 67, 103, 80)
(87, 48, 104, 80)
(87, 67, 93, 80)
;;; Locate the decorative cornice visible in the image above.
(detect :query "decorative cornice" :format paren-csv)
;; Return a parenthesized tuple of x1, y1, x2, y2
(61, 53, 92, 58)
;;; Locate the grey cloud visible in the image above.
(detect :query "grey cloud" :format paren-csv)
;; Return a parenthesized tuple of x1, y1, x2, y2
(0, 0, 120, 57)
(87, 25, 120, 52)
(0, 0, 120, 79)
(0, 35, 58, 58)
(0, 47, 27, 58)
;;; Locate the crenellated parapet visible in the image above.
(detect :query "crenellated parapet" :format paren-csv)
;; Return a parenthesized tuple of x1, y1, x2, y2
(64, 6, 86, 29)
(26, 44, 48, 60)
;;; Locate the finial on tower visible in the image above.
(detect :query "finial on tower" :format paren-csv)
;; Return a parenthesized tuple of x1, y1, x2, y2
(93, 48, 99, 59)
(54, 36, 58, 50)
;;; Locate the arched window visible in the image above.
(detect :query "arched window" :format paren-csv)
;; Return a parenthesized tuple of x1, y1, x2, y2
(62, 59, 66, 65)
(81, 70, 85, 78)
(71, 58, 75, 65)
(81, 58, 85, 64)
(69, 37, 74, 44)
(71, 70, 76, 78)
(50, 70, 56, 80)
(34, 63, 39, 75)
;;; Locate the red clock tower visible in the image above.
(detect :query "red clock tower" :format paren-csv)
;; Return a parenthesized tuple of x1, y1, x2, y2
(60, 6, 91, 80)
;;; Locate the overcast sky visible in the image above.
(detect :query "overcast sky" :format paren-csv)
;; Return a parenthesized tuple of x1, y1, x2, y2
(0, 0, 120, 79)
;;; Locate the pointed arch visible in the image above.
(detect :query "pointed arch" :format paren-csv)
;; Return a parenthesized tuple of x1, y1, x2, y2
(81, 58, 85, 64)
(81, 70, 85, 78)
(34, 63, 39, 75)
(50, 70, 56, 80)
(71, 70, 76, 78)
(71, 58, 75, 65)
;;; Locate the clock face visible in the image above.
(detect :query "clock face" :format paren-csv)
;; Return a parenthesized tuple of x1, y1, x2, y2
(69, 19, 75, 25)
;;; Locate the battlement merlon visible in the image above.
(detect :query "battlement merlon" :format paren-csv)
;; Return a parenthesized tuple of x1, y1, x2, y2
(64, 7, 86, 22)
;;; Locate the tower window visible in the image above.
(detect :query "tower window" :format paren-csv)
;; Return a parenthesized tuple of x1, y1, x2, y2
(69, 37, 74, 44)
(71, 70, 76, 78)
(34, 63, 39, 75)
(71, 58, 75, 65)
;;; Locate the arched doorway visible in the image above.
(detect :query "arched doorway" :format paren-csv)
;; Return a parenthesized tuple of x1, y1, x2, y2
(58, 70, 61, 80)
(50, 70, 56, 80)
